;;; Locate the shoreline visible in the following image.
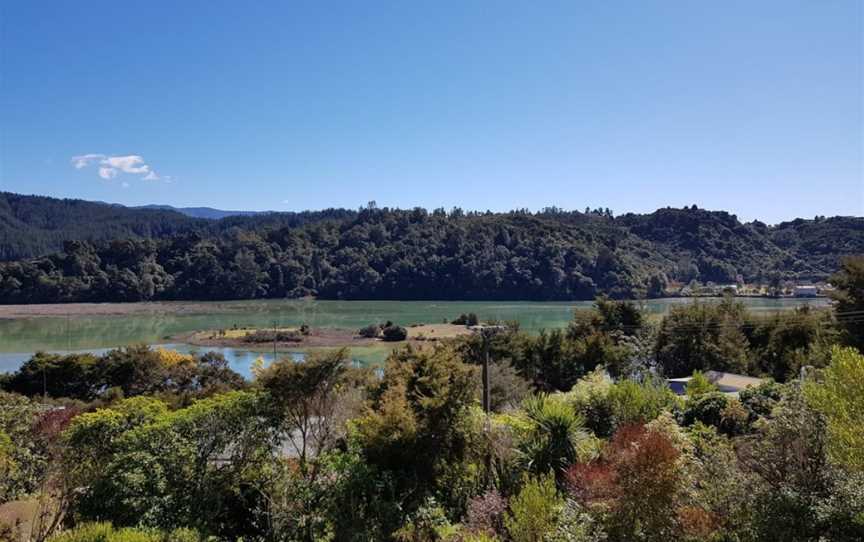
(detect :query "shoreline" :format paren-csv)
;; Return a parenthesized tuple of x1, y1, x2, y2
(0, 295, 829, 320)
(175, 323, 474, 350)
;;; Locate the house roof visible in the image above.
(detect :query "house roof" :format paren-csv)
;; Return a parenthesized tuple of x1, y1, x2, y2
(667, 371, 765, 395)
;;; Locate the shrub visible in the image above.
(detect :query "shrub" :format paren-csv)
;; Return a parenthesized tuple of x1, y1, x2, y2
(607, 377, 678, 429)
(382, 325, 408, 342)
(358, 323, 382, 338)
(805, 346, 864, 471)
(520, 395, 590, 484)
(505, 474, 564, 542)
(452, 313, 479, 326)
(394, 497, 457, 541)
(738, 381, 783, 421)
(47, 524, 201, 542)
(681, 392, 729, 431)
(685, 371, 717, 398)
(242, 329, 303, 343)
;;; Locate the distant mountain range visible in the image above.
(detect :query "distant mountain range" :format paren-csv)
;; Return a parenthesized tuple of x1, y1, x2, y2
(133, 204, 269, 220)
(0, 191, 861, 303)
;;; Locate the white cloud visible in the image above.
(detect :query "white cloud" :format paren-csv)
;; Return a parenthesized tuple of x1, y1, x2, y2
(73, 153, 167, 183)
(71, 153, 106, 169)
(98, 167, 118, 179)
(121, 181, 130, 189)
(104, 155, 150, 174)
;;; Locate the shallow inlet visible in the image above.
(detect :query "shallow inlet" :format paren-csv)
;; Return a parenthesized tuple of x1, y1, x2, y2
(0, 297, 829, 377)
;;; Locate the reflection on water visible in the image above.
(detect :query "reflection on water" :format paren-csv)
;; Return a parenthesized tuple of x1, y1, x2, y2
(0, 298, 829, 376)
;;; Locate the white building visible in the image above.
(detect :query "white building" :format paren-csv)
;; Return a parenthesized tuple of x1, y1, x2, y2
(794, 285, 818, 297)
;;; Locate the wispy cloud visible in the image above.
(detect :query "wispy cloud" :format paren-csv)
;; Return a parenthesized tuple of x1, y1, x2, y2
(72, 153, 106, 169)
(72, 153, 166, 183)
(98, 167, 118, 180)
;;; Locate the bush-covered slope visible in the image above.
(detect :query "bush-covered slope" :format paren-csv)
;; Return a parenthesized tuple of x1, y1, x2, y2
(0, 193, 860, 302)
(0, 192, 205, 260)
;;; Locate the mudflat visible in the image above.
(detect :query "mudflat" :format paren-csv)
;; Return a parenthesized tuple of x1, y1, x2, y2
(0, 301, 228, 319)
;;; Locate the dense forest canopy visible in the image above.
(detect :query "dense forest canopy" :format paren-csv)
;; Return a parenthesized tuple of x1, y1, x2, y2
(0, 192, 861, 303)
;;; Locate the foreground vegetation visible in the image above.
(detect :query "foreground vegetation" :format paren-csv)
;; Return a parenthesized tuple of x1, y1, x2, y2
(2, 196, 862, 303)
(0, 258, 862, 541)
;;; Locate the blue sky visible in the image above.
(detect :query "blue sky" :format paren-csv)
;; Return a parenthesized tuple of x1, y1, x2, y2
(1, 1, 861, 223)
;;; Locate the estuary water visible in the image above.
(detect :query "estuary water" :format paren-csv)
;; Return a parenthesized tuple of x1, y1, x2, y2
(0, 297, 829, 377)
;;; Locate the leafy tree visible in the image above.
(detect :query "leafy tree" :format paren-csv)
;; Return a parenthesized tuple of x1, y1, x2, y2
(830, 255, 864, 349)
(805, 346, 864, 472)
(741, 388, 864, 541)
(655, 300, 750, 377)
(353, 345, 480, 533)
(63, 393, 273, 538)
(256, 348, 360, 470)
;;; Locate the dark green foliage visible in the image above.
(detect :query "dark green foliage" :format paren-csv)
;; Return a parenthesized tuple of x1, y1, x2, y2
(1, 347, 244, 401)
(738, 380, 784, 421)
(681, 392, 729, 429)
(452, 313, 479, 326)
(358, 323, 382, 338)
(1, 198, 859, 303)
(830, 255, 864, 349)
(745, 306, 834, 381)
(520, 395, 587, 485)
(655, 298, 751, 377)
(353, 345, 481, 533)
(64, 392, 273, 538)
(382, 324, 408, 341)
(240, 328, 303, 343)
(741, 388, 864, 541)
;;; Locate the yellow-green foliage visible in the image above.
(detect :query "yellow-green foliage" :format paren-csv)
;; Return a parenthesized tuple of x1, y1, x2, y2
(153, 348, 196, 367)
(0, 429, 15, 486)
(48, 523, 201, 542)
(505, 474, 564, 542)
(686, 370, 717, 398)
(805, 346, 864, 472)
(607, 377, 679, 427)
(561, 367, 612, 406)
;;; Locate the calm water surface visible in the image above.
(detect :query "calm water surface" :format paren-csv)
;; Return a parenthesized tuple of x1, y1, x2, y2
(0, 298, 829, 377)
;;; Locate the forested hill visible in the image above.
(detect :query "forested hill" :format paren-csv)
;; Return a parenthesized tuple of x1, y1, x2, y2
(0, 192, 205, 260)
(0, 193, 861, 303)
(0, 192, 355, 260)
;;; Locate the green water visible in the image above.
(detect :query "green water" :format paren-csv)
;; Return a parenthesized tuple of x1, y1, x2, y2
(0, 297, 828, 354)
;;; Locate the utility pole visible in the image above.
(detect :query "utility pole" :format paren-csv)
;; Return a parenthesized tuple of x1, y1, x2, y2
(482, 334, 491, 414)
(273, 320, 278, 361)
(471, 324, 507, 415)
(471, 323, 506, 490)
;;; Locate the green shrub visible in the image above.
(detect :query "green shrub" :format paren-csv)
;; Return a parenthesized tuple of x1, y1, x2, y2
(682, 391, 729, 430)
(608, 377, 678, 428)
(452, 313, 479, 326)
(505, 474, 563, 542)
(358, 323, 381, 338)
(382, 325, 408, 342)
(48, 523, 201, 542)
(242, 329, 303, 343)
(686, 370, 717, 398)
